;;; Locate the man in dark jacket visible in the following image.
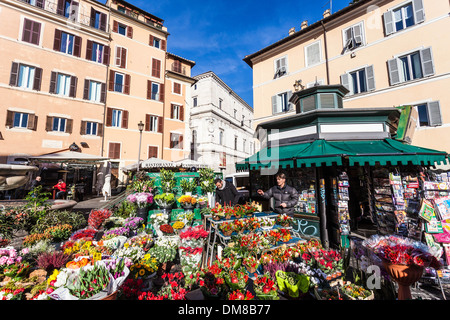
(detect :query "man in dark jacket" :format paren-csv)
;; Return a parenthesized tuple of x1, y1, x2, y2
(257, 172, 299, 216)
(214, 178, 240, 207)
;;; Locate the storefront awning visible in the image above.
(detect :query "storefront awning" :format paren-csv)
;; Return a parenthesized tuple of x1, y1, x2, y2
(236, 139, 448, 171)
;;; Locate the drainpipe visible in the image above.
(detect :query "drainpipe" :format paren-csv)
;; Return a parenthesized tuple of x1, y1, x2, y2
(321, 21, 330, 85)
(101, 4, 112, 158)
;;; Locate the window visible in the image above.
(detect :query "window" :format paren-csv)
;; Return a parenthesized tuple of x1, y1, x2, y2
(234, 136, 238, 150)
(152, 58, 161, 78)
(151, 83, 160, 100)
(170, 133, 183, 149)
(60, 32, 74, 55)
(49, 72, 78, 97)
(146, 81, 164, 101)
(52, 117, 66, 132)
(24, 0, 45, 9)
(54, 30, 81, 57)
(90, 8, 107, 31)
(115, 46, 127, 68)
(383, 0, 425, 36)
(22, 18, 41, 45)
(387, 48, 435, 86)
(14, 112, 29, 128)
(416, 101, 442, 127)
(342, 22, 364, 53)
(219, 98, 223, 110)
(148, 146, 158, 159)
(90, 80, 101, 102)
(171, 104, 183, 121)
(193, 97, 197, 107)
(108, 71, 130, 94)
(85, 121, 97, 135)
(113, 21, 132, 38)
(149, 35, 166, 50)
(92, 42, 104, 63)
(9, 63, 42, 91)
(274, 56, 287, 78)
(153, 38, 160, 48)
(114, 72, 124, 92)
(219, 130, 224, 145)
(173, 82, 181, 94)
(57, 73, 71, 96)
(118, 24, 126, 35)
(271, 91, 293, 114)
(108, 142, 121, 159)
(340, 66, 375, 95)
(111, 109, 122, 128)
(145, 114, 163, 133)
(62, 0, 78, 19)
(305, 41, 321, 67)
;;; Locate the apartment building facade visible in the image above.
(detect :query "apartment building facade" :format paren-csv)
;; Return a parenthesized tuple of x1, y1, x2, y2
(0, 0, 196, 187)
(190, 71, 254, 176)
(244, 0, 450, 156)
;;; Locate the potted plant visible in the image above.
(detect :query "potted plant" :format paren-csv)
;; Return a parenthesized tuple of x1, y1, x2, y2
(180, 178, 197, 195)
(276, 214, 294, 227)
(177, 195, 197, 209)
(154, 193, 175, 212)
(198, 168, 215, 208)
(159, 169, 176, 193)
(219, 222, 233, 237)
(253, 273, 279, 300)
(242, 255, 260, 273)
(127, 192, 154, 222)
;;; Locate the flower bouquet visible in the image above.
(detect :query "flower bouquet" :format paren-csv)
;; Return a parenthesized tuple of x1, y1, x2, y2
(3, 261, 31, 280)
(276, 214, 294, 227)
(44, 224, 73, 242)
(129, 261, 156, 280)
(127, 192, 154, 208)
(228, 289, 254, 300)
(197, 271, 224, 299)
(178, 194, 197, 209)
(340, 282, 374, 300)
(69, 228, 97, 241)
(196, 196, 208, 207)
(159, 224, 174, 236)
(176, 211, 195, 226)
(198, 168, 215, 194)
(254, 273, 279, 300)
(148, 212, 169, 237)
(211, 205, 225, 220)
(172, 221, 185, 233)
(310, 248, 343, 277)
(0, 288, 25, 300)
(154, 193, 175, 209)
(275, 270, 310, 298)
(279, 228, 292, 242)
(88, 209, 112, 230)
(68, 263, 113, 299)
(233, 205, 245, 219)
(243, 203, 258, 215)
(219, 222, 234, 237)
(259, 217, 276, 230)
(232, 219, 245, 234)
(224, 269, 249, 291)
(242, 255, 260, 273)
(180, 178, 197, 194)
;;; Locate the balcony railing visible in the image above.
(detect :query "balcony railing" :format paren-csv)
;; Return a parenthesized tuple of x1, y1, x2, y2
(171, 62, 186, 75)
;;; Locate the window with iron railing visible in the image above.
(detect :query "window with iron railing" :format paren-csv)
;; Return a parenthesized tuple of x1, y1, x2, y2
(171, 61, 186, 75)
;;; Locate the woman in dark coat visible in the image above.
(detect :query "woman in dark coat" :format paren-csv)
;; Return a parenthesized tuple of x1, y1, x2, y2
(257, 172, 299, 216)
(214, 178, 240, 207)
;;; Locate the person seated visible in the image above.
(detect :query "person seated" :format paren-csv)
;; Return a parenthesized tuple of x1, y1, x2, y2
(53, 179, 67, 199)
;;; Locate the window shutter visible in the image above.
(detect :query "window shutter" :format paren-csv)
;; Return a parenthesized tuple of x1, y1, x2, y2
(74, 36, 82, 57)
(36, 0, 44, 8)
(420, 47, 435, 77)
(66, 119, 73, 133)
(45, 116, 53, 131)
(179, 135, 184, 149)
(33, 67, 43, 91)
(83, 79, 90, 100)
(161, 39, 166, 51)
(180, 105, 184, 121)
(69, 76, 77, 98)
(145, 114, 150, 131)
(127, 26, 133, 38)
(6, 110, 14, 128)
(57, 0, 64, 16)
(80, 120, 86, 134)
(53, 29, 62, 51)
(112, 20, 118, 33)
(159, 83, 165, 102)
(27, 114, 36, 130)
(427, 101, 442, 127)
(383, 11, 395, 36)
(287, 91, 293, 111)
(353, 24, 363, 45)
(114, 143, 121, 159)
(343, 27, 352, 50)
(365, 65, 376, 91)
(106, 107, 112, 126)
(148, 146, 158, 159)
(147, 80, 152, 99)
(97, 123, 103, 137)
(86, 40, 93, 60)
(49, 71, 57, 94)
(170, 104, 174, 119)
(124, 74, 130, 95)
(115, 46, 122, 66)
(31, 20, 40, 45)
(9, 62, 19, 86)
(158, 116, 163, 133)
(412, 0, 425, 24)
(120, 47, 127, 68)
(103, 46, 110, 66)
(152, 59, 160, 78)
(149, 35, 154, 46)
(340, 73, 350, 91)
(108, 70, 115, 91)
(387, 58, 401, 86)
(121, 110, 128, 128)
(100, 13, 107, 32)
(90, 8, 95, 27)
(271, 95, 278, 114)
(100, 83, 106, 103)
(108, 142, 116, 159)
(22, 19, 32, 42)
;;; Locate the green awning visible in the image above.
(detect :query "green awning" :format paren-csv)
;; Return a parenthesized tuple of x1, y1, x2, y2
(235, 139, 448, 171)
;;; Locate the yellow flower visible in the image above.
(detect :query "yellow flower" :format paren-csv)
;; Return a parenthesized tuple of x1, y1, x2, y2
(124, 243, 129, 249)
(139, 269, 145, 276)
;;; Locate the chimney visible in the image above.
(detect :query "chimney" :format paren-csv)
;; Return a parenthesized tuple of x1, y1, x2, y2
(288, 27, 296, 36)
(301, 20, 308, 30)
(323, 9, 331, 18)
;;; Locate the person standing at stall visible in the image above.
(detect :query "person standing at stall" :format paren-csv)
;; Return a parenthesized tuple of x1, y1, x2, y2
(257, 172, 299, 216)
(53, 179, 66, 199)
(214, 178, 240, 207)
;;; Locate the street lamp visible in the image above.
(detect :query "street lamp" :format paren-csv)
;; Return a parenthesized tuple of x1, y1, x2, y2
(137, 121, 144, 172)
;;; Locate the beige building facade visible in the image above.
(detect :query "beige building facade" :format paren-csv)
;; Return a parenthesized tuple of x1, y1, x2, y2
(0, 0, 196, 187)
(244, 0, 450, 155)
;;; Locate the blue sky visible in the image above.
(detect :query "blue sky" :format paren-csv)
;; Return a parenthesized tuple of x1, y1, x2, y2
(133, 0, 353, 108)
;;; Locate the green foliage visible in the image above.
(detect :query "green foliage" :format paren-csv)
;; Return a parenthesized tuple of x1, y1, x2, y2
(128, 171, 155, 193)
(22, 186, 52, 230)
(114, 199, 136, 219)
(159, 169, 176, 193)
(180, 178, 197, 193)
(30, 210, 86, 234)
(198, 168, 215, 193)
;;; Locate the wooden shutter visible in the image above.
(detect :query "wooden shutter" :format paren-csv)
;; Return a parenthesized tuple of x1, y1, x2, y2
(108, 142, 115, 158)
(22, 19, 32, 42)
(112, 20, 118, 33)
(179, 135, 184, 149)
(145, 114, 150, 131)
(45, 116, 53, 131)
(109, 142, 120, 159)
(413, 0, 425, 24)
(69, 76, 77, 98)
(49, 71, 57, 94)
(103, 46, 110, 66)
(106, 107, 112, 126)
(31, 20, 41, 45)
(6, 111, 14, 128)
(27, 114, 36, 130)
(148, 146, 158, 159)
(53, 29, 62, 51)
(74, 36, 82, 57)
(170, 104, 174, 119)
(120, 47, 127, 68)
(80, 120, 86, 134)
(152, 59, 161, 78)
(115, 46, 121, 66)
(428, 101, 442, 127)
(127, 26, 133, 38)
(365, 65, 376, 91)
(83, 79, 90, 100)
(159, 83, 164, 102)
(97, 123, 103, 137)
(149, 35, 154, 46)
(9, 62, 19, 86)
(147, 80, 152, 99)
(66, 119, 73, 133)
(36, 0, 44, 8)
(124, 74, 130, 95)
(33, 67, 43, 91)
(121, 110, 128, 128)
(157, 116, 163, 133)
(161, 39, 166, 51)
(100, 13, 107, 31)
(100, 83, 106, 103)
(57, 0, 64, 16)
(180, 105, 184, 121)
(420, 47, 435, 77)
(108, 70, 115, 91)
(383, 11, 394, 36)
(90, 7, 95, 28)
(387, 58, 401, 86)
(271, 95, 278, 114)
(86, 40, 93, 60)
